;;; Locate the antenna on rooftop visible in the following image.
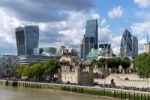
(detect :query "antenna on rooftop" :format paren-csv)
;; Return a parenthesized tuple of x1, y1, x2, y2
(147, 33, 149, 43)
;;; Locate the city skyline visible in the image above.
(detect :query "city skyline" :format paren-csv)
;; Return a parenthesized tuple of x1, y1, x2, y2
(0, 0, 149, 54)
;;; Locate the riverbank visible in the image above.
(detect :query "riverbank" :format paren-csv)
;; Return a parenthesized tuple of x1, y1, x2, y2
(0, 80, 150, 100)
(0, 85, 119, 100)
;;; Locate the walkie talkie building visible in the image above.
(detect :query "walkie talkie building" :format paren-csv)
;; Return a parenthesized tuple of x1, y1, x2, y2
(15, 26, 39, 56)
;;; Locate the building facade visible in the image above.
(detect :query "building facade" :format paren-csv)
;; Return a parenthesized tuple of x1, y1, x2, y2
(86, 43, 113, 61)
(58, 64, 93, 85)
(132, 36, 138, 57)
(80, 19, 98, 59)
(120, 29, 138, 58)
(15, 26, 39, 56)
(59, 45, 77, 56)
(19, 55, 53, 65)
(33, 47, 57, 56)
(0, 55, 19, 77)
(144, 43, 150, 53)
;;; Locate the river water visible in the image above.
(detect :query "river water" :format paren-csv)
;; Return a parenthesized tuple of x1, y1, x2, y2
(0, 86, 119, 100)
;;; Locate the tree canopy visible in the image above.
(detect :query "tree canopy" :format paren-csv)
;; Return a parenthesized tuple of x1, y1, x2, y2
(134, 53, 150, 79)
(91, 57, 122, 69)
(121, 57, 131, 72)
(14, 59, 60, 81)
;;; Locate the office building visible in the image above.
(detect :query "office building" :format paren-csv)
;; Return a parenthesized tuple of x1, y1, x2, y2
(59, 45, 77, 56)
(19, 55, 51, 65)
(80, 19, 98, 59)
(33, 47, 57, 56)
(132, 36, 138, 57)
(144, 43, 150, 53)
(0, 55, 19, 77)
(86, 42, 113, 61)
(15, 25, 39, 56)
(120, 29, 138, 58)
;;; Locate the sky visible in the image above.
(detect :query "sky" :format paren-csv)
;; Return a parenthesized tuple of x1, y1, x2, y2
(0, 0, 150, 55)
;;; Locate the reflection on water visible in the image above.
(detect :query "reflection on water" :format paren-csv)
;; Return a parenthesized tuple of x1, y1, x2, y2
(0, 86, 119, 100)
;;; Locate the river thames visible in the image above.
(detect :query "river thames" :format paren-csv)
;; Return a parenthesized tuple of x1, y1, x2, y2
(0, 85, 120, 100)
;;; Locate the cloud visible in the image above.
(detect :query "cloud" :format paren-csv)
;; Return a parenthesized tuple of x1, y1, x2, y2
(134, 0, 150, 8)
(35, 11, 101, 49)
(0, 6, 101, 54)
(135, 11, 150, 21)
(138, 39, 147, 54)
(0, 10, 18, 54)
(98, 20, 122, 55)
(130, 21, 150, 54)
(59, 11, 100, 47)
(131, 21, 150, 34)
(138, 39, 147, 45)
(101, 18, 106, 26)
(111, 35, 122, 55)
(98, 26, 112, 42)
(0, 0, 99, 54)
(108, 6, 123, 19)
(0, 0, 95, 22)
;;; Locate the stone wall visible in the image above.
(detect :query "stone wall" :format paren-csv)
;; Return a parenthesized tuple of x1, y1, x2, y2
(95, 74, 150, 88)
(59, 65, 93, 85)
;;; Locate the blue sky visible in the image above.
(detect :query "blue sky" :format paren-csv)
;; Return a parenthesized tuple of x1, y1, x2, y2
(95, 0, 147, 34)
(0, 0, 150, 55)
(95, 0, 150, 54)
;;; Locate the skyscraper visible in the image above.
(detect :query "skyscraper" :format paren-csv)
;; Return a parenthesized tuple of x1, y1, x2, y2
(85, 19, 98, 48)
(144, 43, 150, 53)
(120, 29, 138, 58)
(132, 36, 138, 57)
(15, 26, 39, 56)
(80, 19, 98, 59)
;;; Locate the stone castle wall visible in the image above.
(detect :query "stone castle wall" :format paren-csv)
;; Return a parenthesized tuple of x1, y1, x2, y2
(95, 74, 150, 88)
(59, 65, 93, 85)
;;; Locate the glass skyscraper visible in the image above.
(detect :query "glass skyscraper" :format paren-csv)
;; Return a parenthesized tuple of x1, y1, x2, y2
(80, 19, 98, 59)
(132, 36, 138, 57)
(15, 26, 39, 56)
(120, 29, 138, 58)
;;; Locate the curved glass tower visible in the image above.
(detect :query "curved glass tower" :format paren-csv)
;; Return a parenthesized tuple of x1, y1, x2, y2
(120, 29, 138, 58)
(15, 26, 39, 56)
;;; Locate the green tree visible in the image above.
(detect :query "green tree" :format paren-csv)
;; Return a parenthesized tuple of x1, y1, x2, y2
(31, 62, 45, 81)
(90, 59, 98, 67)
(134, 53, 150, 78)
(121, 57, 131, 73)
(106, 58, 114, 68)
(115, 57, 122, 69)
(103, 57, 121, 73)
(22, 65, 33, 78)
(15, 65, 26, 78)
(97, 58, 106, 68)
(134, 53, 150, 87)
(43, 59, 61, 81)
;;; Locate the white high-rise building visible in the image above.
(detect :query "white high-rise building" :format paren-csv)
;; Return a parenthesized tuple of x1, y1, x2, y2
(144, 43, 150, 53)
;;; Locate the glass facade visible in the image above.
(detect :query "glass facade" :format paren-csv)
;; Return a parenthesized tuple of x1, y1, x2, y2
(120, 29, 138, 58)
(132, 36, 138, 57)
(19, 55, 51, 65)
(80, 19, 98, 59)
(86, 43, 113, 61)
(16, 26, 39, 56)
(85, 19, 98, 48)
